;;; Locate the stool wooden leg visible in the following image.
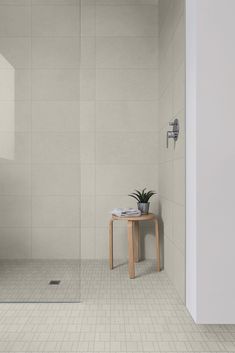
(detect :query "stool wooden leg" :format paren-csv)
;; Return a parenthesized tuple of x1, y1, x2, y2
(155, 219, 160, 272)
(134, 221, 140, 263)
(109, 220, 113, 270)
(128, 220, 135, 279)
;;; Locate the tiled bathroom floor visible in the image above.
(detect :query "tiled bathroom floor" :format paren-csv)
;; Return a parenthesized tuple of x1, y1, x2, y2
(0, 260, 81, 302)
(0, 260, 235, 352)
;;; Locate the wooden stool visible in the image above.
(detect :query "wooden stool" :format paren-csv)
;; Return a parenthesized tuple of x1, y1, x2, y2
(109, 213, 160, 279)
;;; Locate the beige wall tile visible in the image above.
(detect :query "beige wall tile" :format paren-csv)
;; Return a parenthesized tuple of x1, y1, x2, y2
(173, 246, 185, 301)
(0, 196, 31, 227)
(0, 6, 31, 37)
(96, 164, 158, 196)
(95, 0, 159, 4)
(159, 161, 173, 200)
(81, 37, 96, 68)
(32, 164, 80, 195)
(15, 70, 31, 101)
(173, 158, 185, 205)
(0, 164, 31, 195)
(81, 5, 95, 37)
(96, 69, 158, 101)
(95, 227, 109, 259)
(96, 101, 159, 132)
(81, 164, 95, 196)
(15, 102, 31, 132)
(80, 69, 95, 101)
(32, 37, 80, 69)
(96, 132, 158, 164)
(96, 37, 158, 69)
(81, 227, 95, 259)
(173, 203, 185, 252)
(0, 227, 31, 259)
(32, 227, 80, 259)
(32, 70, 80, 101)
(173, 0, 185, 34)
(159, 0, 171, 27)
(81, 195, 95, 227)
(32, 0, 78, 4)
(32, 196, 80, 227)
(0, 133, 31, 164)
(159, 44, 173, 95)
(0, 38, 31, 69)
(173, 63, 185, 116)
(0, 0, 30, 4)
(32, 5, 79, 37)
(96, 5, 158, 37)
(111, 226, 128, 260)
(159, 84, 172, 128)
(164, 236, 174, 279)
(160, 198, 173, 241)
(32, 101, 80, 132)
(173, 16, 185, 74)
(32, 132, 80, 163)
(159, 0, 185, 301)
(80, 132, 95, 164)
(80, 101, 95, 132)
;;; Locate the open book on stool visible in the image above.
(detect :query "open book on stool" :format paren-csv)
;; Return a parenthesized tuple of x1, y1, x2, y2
(111, 208, 141, 217)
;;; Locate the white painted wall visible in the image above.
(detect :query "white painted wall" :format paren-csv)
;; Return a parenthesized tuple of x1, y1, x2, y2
(186, 0, 235, 323)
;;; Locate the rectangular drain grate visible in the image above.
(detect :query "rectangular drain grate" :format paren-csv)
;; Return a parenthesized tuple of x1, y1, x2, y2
(49, 280, 60, 285)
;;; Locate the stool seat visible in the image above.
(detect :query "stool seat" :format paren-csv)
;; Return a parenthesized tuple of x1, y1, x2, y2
(112, 213, 156, 222)
(109, 213, 160, 279)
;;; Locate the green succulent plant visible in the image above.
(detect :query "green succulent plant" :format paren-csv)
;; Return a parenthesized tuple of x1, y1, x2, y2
(128, 188, 156, 203)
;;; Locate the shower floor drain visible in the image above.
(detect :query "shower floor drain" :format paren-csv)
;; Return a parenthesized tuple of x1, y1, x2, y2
(49, 280, 60, 285)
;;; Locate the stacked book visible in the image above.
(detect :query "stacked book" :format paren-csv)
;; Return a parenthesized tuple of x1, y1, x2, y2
(111, 208, 141, 217)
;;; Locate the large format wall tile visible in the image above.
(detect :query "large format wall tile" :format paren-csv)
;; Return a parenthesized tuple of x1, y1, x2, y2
(0, 196, 31, 227)
(32, 196, 80, 227)
(96, 101, 159, 132)
(0, 6, 31, 37)
(0, 38, 31, 69)
(0, 164, 31, 195)
(32, 101, 80, 132)
(96, 69, 158, 101)
(81, 5, 95, 37)
(15, 70, 31, 101)
(0, 133, 31, 164)
(81, 227, 95, 259)
(0, 1, 81, 261)
(32, 227, 80, 259)
(32, 38, 80, 69)
(32, 70, 80, 101)
(96, 164, 158, 195)
(96, 5, 158, 37)
(96, 37, 158, 69)
(0, 227, 31, 259)
(32, 132, 80, 163)
(32, 164, 80, 195)
(32, 0, 78, 5)
(32, 5, 79, 37)
(96, 132, 158, 164)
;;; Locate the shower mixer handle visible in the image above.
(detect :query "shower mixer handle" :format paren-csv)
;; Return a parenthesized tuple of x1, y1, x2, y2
(166, 118, 179, 148)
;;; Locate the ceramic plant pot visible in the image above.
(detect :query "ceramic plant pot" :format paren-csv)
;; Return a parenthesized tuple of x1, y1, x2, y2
(137, 202, 150, 215)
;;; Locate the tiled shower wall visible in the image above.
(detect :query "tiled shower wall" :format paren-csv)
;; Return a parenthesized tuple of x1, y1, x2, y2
(159, 0, 185, 301)
(0, 0, 81, 259)
(80, 0, 159, 259)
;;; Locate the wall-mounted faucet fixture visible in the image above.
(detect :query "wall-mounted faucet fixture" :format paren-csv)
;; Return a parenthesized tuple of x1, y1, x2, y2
(166, 118, 179, 148)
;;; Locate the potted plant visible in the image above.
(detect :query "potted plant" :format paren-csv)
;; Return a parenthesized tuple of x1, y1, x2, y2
(128, 188, 156, 215)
